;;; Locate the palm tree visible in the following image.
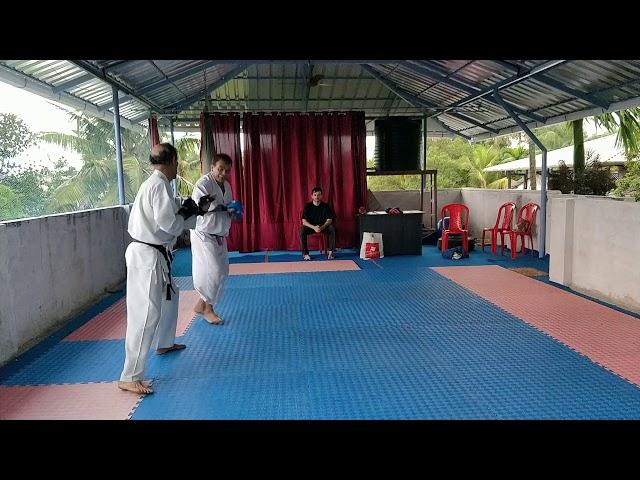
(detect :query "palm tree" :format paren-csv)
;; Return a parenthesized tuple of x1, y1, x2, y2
(572, 119, 586, 176)
(463, 144, 509, 188)
(502, 146, 528, 162)
(174, 136, 201, 195)
(39, 113, 152, 212)
(567, 108, 640, 182)
(533, 123, 574, 151)
(589, 108, 640, 158)
(499, 144, 533, 189)
(527, 139, 537, 189)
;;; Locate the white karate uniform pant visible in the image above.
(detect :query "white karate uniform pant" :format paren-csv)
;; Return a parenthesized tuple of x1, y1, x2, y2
(190, 230, 229, 306)
(120, 243, 179, 382)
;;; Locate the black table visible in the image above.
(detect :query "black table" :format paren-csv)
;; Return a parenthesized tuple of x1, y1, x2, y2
(357, 210, 423, 256)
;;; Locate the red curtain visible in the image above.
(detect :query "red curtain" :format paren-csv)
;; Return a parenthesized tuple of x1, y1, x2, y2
(240, 112, 367, 252)
(199, 113, 243, 251)
(149, 116, 160, 147)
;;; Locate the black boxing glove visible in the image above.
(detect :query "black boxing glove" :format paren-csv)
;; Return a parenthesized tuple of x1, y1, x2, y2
(177, 197, 199, 220)
(197, 194, 215, 215)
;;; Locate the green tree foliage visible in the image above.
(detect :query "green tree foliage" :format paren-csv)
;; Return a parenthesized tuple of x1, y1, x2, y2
(549, 151, 616, 196)
(461, 144, 509, 189)
(0, 113, 36, 177)
(0, 184, 24, 221)
(174, 136, 201, 195)
(0, 158, 78, 220)
(591, 108, 640, 158)
(367, 137, 513, 191)
(612, 160, 640, 200)
(532, 123, 574, 151)
(40, 113, 152, 211)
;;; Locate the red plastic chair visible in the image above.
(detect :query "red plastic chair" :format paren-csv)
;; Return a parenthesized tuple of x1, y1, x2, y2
(481, 202, 516, 255)
(308, 232, 327, 254)
(505, 203, 539, 259)
(441, 203, 470, 253)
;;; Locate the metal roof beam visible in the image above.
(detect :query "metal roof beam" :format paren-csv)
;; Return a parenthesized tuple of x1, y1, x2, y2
(401, 61, 482, 94)
(148, 60, 188, 101)
(219, 60, 396, 64)
(361, 64, 433, 111)
(428, 60, 568, 122)
(535, 74, 610, 110)
(400, 61, 542, 122)
(70, 60, 162, 113)
(444, 112, 500, 134)
(493, 60, 610, 110)
(492, 60, 530, 72)
(136, 60, 223, 96)
(97, 94, 131, 112)
(433, 118, 470, 140)
(0, 64, 144, 133)
(398, 61, 545, 123)
(104, 60, 134, 71)
(51, 73, 94, 94)
(363, 65, 499, 134)
(164, 63, 251, 112)
(473, 93, 640, 141)
(130, 113, 151, 123)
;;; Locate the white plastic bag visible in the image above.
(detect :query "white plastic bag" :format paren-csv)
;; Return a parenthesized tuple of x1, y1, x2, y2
(360, 232, 384, 259)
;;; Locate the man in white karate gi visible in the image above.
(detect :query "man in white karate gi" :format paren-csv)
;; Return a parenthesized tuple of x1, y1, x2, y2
(190, 153, 237, 325)
(118, 143, 212, 395)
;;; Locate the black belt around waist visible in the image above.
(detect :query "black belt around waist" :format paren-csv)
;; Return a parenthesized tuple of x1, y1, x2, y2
(131, 240, 176, 300)
(204, 232, 224, 245)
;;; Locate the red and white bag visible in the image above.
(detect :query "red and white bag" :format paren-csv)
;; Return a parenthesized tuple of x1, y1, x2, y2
(360, 232, 384, 259)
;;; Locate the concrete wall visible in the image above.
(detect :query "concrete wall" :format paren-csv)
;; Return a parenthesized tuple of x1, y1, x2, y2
(459, 188, 562, 254)
(368, 189, 462, 228)
(370, 188, 560, 253)
(549, 196, 640, 313)
(0, 207, 129, 366)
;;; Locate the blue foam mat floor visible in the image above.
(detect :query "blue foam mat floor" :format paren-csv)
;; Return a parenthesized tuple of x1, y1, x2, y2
(3, 245, 640, 419)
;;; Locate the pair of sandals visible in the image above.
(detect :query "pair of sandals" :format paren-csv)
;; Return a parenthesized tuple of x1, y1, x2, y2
(303, 252, 334, 261)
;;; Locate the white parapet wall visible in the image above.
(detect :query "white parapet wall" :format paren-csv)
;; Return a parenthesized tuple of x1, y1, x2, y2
(368, 189, 462, 227)
(0, 207, 129, 366)
(549, 196, 640, 313)
(459, 188, 562, 254)
(368, 188, 561, 254)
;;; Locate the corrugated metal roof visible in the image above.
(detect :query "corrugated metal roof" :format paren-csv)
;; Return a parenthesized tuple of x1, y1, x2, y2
(2, 59, 640, 138)
(0, 60, 151, 127)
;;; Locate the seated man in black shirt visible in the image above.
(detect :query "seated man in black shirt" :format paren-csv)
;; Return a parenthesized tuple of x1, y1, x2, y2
(300, 186, 336, 260)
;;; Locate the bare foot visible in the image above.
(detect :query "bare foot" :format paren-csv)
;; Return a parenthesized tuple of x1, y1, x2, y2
(203, 310, 224, 325)
(327, 251, 335, 260)
(303, 254, 311, 261)
(156, 343, 186, 355)
(194, 298, 206, 314)
(117, 380, 153, 394)
(202, 302, 225, 325)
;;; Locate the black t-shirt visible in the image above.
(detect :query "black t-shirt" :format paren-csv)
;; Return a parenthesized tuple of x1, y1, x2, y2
(302, 201, 335, 226)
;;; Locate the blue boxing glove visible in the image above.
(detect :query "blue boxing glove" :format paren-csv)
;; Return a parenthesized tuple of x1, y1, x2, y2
(226, 200, 243, 220)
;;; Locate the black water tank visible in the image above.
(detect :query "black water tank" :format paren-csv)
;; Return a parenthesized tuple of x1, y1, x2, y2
(374, 118, 422, 171)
